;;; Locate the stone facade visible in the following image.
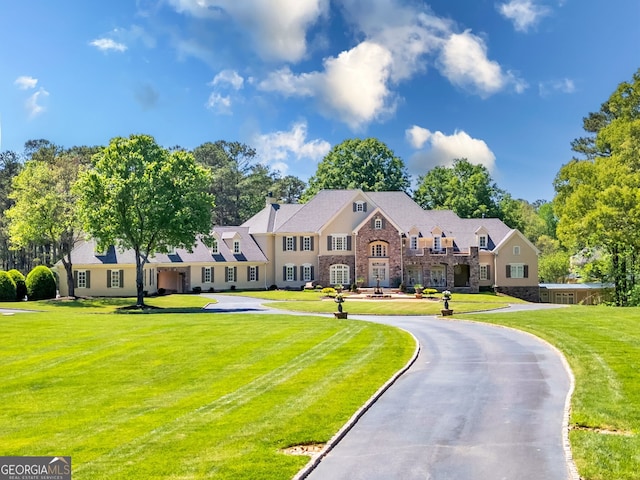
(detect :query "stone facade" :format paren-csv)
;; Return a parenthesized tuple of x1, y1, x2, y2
(355, 214, 403, 287)
(318, 254, 355, 287)
(403, 247, 480, 293)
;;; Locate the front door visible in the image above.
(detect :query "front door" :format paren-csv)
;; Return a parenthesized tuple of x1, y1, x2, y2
(369, 260, 389, 287)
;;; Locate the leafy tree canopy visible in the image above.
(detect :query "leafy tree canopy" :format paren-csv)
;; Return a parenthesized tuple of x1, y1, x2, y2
(302, 138, 410, 201)
(76, 134, 214, 306)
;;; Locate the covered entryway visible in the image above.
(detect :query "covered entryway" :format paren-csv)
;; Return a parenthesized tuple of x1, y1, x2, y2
(158, 267, 190, 293)
(454, 264, 470, 287)
(369, 260, 389, 287)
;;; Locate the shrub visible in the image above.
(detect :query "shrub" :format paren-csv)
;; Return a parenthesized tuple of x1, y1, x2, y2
(25, 266, 57, 300)
(192, 286, 202, 294)
(321, 287, 337, 297)
(7, 269, 27, 300)
(0, 271, 17, 301)
(423, 288, 437, 297)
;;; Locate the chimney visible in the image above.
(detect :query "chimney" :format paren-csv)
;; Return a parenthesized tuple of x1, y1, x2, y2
(266, 191, 277, 206)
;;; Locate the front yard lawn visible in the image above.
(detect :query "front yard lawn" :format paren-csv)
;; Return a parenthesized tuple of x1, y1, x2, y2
(0, 303, 415, 479)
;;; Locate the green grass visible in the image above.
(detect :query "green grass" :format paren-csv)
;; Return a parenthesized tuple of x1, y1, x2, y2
(457, 306, 640, 480)
(0, 302, 414, 479)
(221, 290, 522, 316)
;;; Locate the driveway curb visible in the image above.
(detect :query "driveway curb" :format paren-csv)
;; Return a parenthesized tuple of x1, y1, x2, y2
(292, 327, 421, 480)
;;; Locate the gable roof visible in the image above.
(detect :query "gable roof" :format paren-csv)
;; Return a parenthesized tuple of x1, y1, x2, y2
(241, 203, 304, 233)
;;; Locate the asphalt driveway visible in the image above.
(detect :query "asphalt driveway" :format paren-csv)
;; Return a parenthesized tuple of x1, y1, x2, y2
(202, 296, 575, 479)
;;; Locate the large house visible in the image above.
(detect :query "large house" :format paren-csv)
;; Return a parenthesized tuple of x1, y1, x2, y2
(55, 190, 540, 301)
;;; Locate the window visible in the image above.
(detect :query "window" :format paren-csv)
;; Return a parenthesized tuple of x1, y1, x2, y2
(513, 245, 521, 256)
(248, 266, 258, 282)
(211, 239, 219, 255)
(507, 264, 528, 279)
(370, 242, 387, 257)
(330, 264, 350, 285)
(202, 266, 212, 283)
(75, 270, 88, 289)
(107, 269, 123, 288)
(285, 236, 295, 251)
(149, 268, 155, 286)
(302, 236, 312, 251)
(410, 236, 418, 250)
(479, 264, 490, 281)
(233, 240, 241, 254)
(433, 236, 441, 251)
(302, 264, 313, 282)
(354, 201, 365, 212)
(226, 266, 237, 282)
(332, 235, 347, 251)
(285, 264, 296, 282)
(374, 218, 383, 230)
(479, 235, 487, 249)
(555, 292, 575, 304)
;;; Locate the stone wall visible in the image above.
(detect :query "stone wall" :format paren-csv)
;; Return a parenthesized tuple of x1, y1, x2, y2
(355, 215, 403, 286)
(403, 247, 480, 293)
(318, 254, 355, 287)
(495, 285, 540, 302)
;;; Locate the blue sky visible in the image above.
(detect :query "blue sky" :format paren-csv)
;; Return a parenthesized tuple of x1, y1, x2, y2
(1, 0, 638, 202)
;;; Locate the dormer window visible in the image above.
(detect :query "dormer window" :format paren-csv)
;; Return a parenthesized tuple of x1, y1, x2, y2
(479, 235, 487, 249)
(410, 236, 418, 250)
(233, 240, 241, 254)
(211, 238, 219, 255)
(433, 235, 441, 251)
(353, 201, 367, 212)
(374, 218, 382, 230)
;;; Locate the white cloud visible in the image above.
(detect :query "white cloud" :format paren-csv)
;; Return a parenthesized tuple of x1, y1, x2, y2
(210, 70, 244, 90)
(205, 92, 232, 114)
(90, 38, 128, 52)
(14, 76, 38, 90)
(539, 78, 576, 96)
(406, 125, 432, 149)
(406, 127, 496, 175)
(259, 41, 395, 130)
(25, 88, 50, 118)
(437, 30, 526, 97)
(167, 0, 328, 62)
(252, 121, 331, 174)
(497, 0, 551, 32)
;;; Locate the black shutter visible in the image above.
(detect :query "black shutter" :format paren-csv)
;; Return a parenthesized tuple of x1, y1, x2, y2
(293, 266, 297, 281)
(363, 202, 367, 212)
(283, 266, 287, 281)
(300, 236, 304, 250)
(202, 267, 206, 283)
(524, 265, 529, 278)
(233, 267, 237, 282)
(311, 266, 315, 280)
(486, 265, 491, 280)
(282, 237, 287, 251)
(347, 236, 352, 251)
(310, 237, 314, 251)
(225, 266, 229, 282)
(353, 202, 357, 212)
(255, 266, 259, 282)
(73, 271, 78, 288)
(506, 265, 511, 278)
(327, 236, 332, 251)
(107, 270, 112, 288)
(293, 236, 297, 251)
(119, 270, 124, 288)
(211, 267, 214, 283)
(247, 266, 251, 281)
(86, 271, 91, 289)
(300, 266, 304, 280)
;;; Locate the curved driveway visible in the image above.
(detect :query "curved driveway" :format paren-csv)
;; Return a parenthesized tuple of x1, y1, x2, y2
(203, 296, 574, 479)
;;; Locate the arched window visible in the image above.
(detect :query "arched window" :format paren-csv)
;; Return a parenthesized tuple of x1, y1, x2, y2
(370, 241, 388, 257)
(330, 264, 350, 285)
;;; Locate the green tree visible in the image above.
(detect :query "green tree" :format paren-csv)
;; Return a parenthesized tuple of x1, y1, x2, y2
(6, 152, 86, 298)
(538, 250, 571, 283)
(76, 134, 214, 307)
(414, 158, 523, 228)
(554, 68, 640, 305)
(274, 175, 306, 203)
(302, 138, 410, 200)
(0, 151, 22, 270)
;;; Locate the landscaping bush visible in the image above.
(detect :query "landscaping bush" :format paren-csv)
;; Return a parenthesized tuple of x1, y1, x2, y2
(25, 266, 57, 300)
(0, 271, 17, 301)
(321, 287, 337, 297)
(7, 269, 27, 301)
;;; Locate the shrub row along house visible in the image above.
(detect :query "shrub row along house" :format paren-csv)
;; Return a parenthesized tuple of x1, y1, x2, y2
(55, 190, 540, 301)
